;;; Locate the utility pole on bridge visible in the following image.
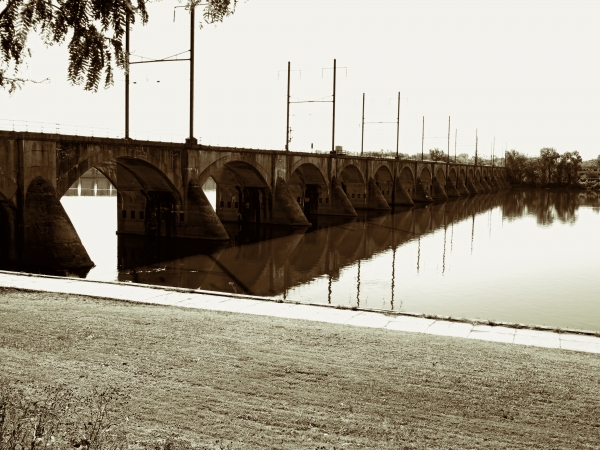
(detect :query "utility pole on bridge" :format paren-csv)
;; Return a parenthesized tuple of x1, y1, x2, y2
(125, 11, 130, 139)
(332, 59, 336, 153)
(475, 129, 478, 166)
(421, 116, 424, 161)
(187, 5, 197, 145)
(124, 5, 194, 143)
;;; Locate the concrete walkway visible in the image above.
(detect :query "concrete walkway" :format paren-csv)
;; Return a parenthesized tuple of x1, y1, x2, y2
(1, 270, 599, 354)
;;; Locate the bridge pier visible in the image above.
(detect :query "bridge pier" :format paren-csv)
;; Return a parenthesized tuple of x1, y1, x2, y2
(271, 177, 312, 226)
(445, 178, 461, 197)
(180, 181, 230, 239)
(413, 179, 434, 202)
(22, 177, 94, 271)
(391, 180, 414, 206)
(431, 177, 448, 200)
(367, 177, 391, 210)
(480, 177, 491, 192)
(466, 178, 479, 194)
(330, 178, 358, 216)
(2, 136, 93, 272)
(456, 177, 470, 195)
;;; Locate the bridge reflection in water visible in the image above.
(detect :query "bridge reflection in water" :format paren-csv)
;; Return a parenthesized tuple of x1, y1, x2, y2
(113, 189, 592, 304)
(59, 188, 600, 329)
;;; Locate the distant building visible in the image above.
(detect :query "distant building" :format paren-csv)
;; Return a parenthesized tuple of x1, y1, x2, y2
(578, 168, 600, 181)
(65, 168, 117, 196)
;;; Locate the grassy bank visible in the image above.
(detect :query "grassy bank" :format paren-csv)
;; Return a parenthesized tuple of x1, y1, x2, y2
(1, 287, 599, 449)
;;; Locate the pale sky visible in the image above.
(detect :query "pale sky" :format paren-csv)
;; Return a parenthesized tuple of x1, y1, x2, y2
(2, 0, 599, 160)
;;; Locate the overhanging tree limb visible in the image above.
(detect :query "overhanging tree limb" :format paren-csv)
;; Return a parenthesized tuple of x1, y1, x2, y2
(0, 0, 237, 92)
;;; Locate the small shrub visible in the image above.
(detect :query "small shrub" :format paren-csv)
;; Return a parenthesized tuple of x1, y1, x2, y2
(0, 380, 127, 450)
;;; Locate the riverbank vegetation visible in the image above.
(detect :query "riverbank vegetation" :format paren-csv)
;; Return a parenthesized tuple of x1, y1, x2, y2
(505, 148, 597, 189)
(1, 288, 600, 449)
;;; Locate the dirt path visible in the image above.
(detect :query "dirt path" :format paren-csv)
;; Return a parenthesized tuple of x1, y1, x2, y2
(1, 287, 599, 449)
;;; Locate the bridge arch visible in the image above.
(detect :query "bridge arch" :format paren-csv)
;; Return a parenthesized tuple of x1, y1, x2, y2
(448, 167, 457, 184)
(103, 158, 183, 238)
(398, 165, 415, 195)
(197, 158, 271, 224)
(373, 165, 394, 203)
(56, 146, 183, 198)
(288, 158, 329, 188)
(60, 156, 184, 238)
(337, 164, 366, 209)
(434, 167, 446, 184)
(459, 167, 466, 182)
(196, 156, 270, 191)
(287, 163, 328, 218)
(419, 167, 432, 195)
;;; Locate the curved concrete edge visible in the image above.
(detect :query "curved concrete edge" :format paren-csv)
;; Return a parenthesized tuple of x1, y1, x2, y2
(1, 270, 599, 354)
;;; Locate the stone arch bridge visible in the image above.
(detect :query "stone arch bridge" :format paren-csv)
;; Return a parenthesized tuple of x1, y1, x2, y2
(0, 131, 510, 270)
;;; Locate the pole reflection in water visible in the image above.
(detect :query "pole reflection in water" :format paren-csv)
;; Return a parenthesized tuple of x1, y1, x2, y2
(356, 259, 361, 308)
(391, 246, 396, 309)
(442, 223, 446, 276)
(56, 189, 600, 331)
(417, 236, 421, 274)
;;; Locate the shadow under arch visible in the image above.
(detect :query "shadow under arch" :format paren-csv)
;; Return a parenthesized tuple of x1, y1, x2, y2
(338, 164, 366, 209)
(288, 163, 328, 218)
(419, 167, 433, 197)
(399, 165, 415, 196)
(0, 192, 17, 265)
(196, 159, 271, 225)
(83, 157, 184, 238)
(374, 165, 394, 204)
(434, 167, 446, 184)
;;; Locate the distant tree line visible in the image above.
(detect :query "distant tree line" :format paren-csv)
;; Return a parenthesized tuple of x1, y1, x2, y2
(362, 147, 595, 190)
(505, 148, 584, 187)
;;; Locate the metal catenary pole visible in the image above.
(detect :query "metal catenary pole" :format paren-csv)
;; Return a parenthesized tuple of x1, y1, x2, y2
(447, 116, 450, 177)
(475, 129, 478, 166)
(396, 92, 400, 158)
(188, 5, 196, 144)
(331, 59, 336, 153)
(421, 116, 424, 161)
(286, 61, 290, 151)
(447, 116, 450, 161)
(361, 93, 365, 155)
(454, 129, 457, 163)
(127, 6, 191, 142)
(125, 11, 130, 139)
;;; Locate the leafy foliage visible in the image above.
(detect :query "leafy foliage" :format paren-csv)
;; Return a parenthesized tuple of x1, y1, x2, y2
(506, 148, 582, 187)
(428, 148, 450, 162)
(0, 0, 237, 92)
(455, 153, 472, 164)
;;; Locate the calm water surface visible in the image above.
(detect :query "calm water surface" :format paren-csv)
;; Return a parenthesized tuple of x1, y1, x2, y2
(59, 189, 600, 331)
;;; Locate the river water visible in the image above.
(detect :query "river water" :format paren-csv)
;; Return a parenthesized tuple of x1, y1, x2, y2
(58, 188, 600, 331)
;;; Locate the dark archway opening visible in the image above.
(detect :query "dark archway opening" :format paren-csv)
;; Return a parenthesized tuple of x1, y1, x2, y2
(303, 184, 320, 218)
(339, 165, 366, 209)
(288, 163, 328, 220)
(239, 187, 264, 224)
(0, 200, 12, 266)
(143, 191, 178, 238)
